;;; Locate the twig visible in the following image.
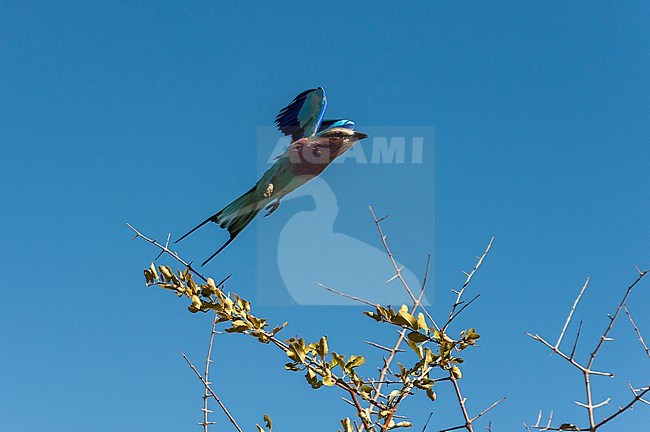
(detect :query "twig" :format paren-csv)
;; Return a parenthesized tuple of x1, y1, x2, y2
(532, 410, 553, 431)
(556, 277, 590, 350)
(365, 340, 405, 353)
(438, 396, 506, 432)
(443, 374, 473, 432)
(317, 282, 377, 307)
(628, 383, 650, 405)
(421, 412, 433, 432)
(181, 351, 244, 432)
(127, 223, 207, 282)
(419, 254, 437, 330)
(587, 270, 647, 369)
(583, 270, 648, 429)
(593, 386, 650, 429)
(470, 397, 506, 423)
(368, 207, 437, 415)
(369, 206, 438, 327)
(200, 313, 220, 432)
(155, 233, 172, 260)
(348, 390, 375, 432)
(527, 269, 649, 431)
(569, 319, 583, 360)
(526, 332, 612, 376)
(448, 294, 481, 324)
(442, 237, 494, 332)
(624, 305, 650, 358)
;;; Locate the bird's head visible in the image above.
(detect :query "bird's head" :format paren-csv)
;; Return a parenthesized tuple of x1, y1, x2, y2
(317, 127, 368, 156)
(305, 127, 368, 162)
(317, 127, 368, 142)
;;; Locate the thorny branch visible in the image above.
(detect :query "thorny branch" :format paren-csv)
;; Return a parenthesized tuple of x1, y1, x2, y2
(131, 224, 386, 430)
(526, 269, 649, 431)
(126, 223, 231, 286)
(555, 277, 590, 350)
(624, 305, 650, 358)
(200, 313, 220, 431)
(442, 237, 494, 332)
(181, 351, 244, 432)
(439, 396, 506, 432)
(365, 208, 498, 432)
(130, 215, 500, 432)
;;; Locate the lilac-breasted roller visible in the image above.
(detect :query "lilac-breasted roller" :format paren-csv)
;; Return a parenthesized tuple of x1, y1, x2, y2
(176, 87, 368, 265)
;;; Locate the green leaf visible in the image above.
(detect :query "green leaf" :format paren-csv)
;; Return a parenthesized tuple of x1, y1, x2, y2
(305, 368, 322, 389)
(363, 311, 380, 322)
(405, 337, 423, 358)
(395, 305, 417, 328)
(345, 355, 365, 370)
(322, 369, 336, 386)
(359, 384, 373, 400)
(387, 390, 401, 404)
(330, 352, 346, 370)
(416, 313, 428, 333)
(407, 331, 429, 343)
(270, 322, 287, 335)
(225, 319, 248, 333)
(158, 265, 172, 280)
(287, 339, 307, 363)
(284, 362, 301, 371)
(378, 410, 392, 419)
(223, 297, 234, 315)
(423, 347, 438, 366)
(317, 336, 328, 358)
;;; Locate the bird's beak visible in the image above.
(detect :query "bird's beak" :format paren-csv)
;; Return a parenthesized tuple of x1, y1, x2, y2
(353, 131, 369, 140)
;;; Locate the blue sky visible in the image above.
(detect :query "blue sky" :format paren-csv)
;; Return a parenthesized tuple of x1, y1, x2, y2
(1, 2, 649, 431)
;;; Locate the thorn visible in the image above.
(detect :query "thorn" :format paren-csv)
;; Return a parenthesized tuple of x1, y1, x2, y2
(376, 214, 390, 223)
(634, 265, 647, 276)
(386, 274, 400, 283)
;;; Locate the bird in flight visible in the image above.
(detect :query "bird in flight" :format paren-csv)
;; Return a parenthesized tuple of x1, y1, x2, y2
(176, 87, 368, 266)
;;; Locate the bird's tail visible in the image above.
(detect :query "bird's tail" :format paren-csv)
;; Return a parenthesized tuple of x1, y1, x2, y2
(175, 185, 262, 265)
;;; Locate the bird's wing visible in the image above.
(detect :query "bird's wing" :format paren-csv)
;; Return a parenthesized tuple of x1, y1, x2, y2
(275, 87, 327, 141)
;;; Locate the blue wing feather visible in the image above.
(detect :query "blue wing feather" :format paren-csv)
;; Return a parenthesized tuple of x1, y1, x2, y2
(275, 87, 327, 141)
